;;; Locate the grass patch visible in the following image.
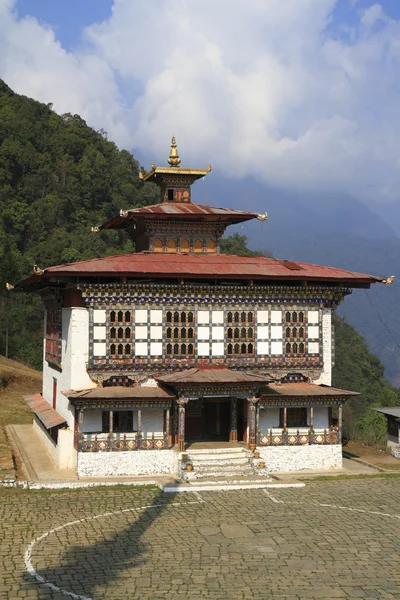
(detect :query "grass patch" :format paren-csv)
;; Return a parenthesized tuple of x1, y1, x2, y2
(0, 356, 41, 478)
(303, 472, 400, 481)
(0, 483, 161, 498)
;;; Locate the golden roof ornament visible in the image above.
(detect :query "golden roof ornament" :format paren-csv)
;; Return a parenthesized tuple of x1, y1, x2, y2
(382, 275, 395, 285)
(167, 136, 181, 167)
(33, 264, 44, 275)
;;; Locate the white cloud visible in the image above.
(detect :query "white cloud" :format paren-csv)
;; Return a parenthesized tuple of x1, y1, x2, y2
(1, 0, 400, 205)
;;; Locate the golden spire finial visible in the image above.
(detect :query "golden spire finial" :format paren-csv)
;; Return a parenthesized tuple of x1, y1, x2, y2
(168, 136, 181, 167)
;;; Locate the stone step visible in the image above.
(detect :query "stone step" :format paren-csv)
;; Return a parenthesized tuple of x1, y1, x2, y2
(193, 462, 254, 471)
(188, 457, 251, 467)
(194, 468, 255, 479)
(190, 475, 272, 485)
(185, 448, 251, 456)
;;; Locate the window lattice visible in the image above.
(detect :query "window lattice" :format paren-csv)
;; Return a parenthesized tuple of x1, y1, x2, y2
(45, 308, 62, 366)
(109, 310, 132, 356)
(166, 311, 195, 356)
(227, 311, 254, 355)
(284, 312, 306, 355)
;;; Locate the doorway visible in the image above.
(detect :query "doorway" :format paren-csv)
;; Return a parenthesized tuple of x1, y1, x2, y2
(203, 399, 230, 441)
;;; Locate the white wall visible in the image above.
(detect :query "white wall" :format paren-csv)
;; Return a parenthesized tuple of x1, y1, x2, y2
(141, 409, 164, 436)
(313, 407, 329, 429)
(33, 418, 77, 469)
(77, 449, 178, 477)
(259, 407, 280, 430)
(259, 407, 329, 431)
(257, 444, 342, 472)
(43, 307, 96, 430)
(83, 410, 103, 433)
(314, 308, 332, 386)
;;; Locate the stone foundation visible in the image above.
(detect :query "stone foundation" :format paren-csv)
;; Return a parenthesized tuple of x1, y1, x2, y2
(257, 444, 342, 472)
(391, 445, 400, 459)
(77, 450, 179, 478)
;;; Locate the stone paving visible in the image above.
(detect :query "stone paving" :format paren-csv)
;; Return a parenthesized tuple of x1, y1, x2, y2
(0, 478, 400, 599)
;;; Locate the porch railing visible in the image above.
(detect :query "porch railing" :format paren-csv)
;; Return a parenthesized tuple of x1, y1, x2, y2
(80, 432, 169, 452)
(257, 427, 340, 446)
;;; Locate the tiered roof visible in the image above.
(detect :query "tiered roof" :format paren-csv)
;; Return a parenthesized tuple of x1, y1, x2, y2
(10, 137, 387, 290)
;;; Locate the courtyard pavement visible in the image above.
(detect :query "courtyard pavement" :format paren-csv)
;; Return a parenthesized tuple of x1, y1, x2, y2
(1, 478, 399, 599)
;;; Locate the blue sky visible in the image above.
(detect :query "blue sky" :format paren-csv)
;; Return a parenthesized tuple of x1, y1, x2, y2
(15, 0, 400, 50)
(2, 0, 400, 217)
(15, 0, 112, 50)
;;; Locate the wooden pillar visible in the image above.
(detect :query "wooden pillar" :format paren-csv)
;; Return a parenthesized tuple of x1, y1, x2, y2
(229, 398, 237, 442)
(309, 407, 314, 429)
(338, 405, 343, 442)
(283, 407, 287, 429)
(77, 408, 84, 450)
(109, 410, 113, 434)
(173, 402, 179, 444)
(178, 400, 187, 452)
(166, 408, 171, 446)
(137, 409, 142, 445)
(247, 397, 258, 451)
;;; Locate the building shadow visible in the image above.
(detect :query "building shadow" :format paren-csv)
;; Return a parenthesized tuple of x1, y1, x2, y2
(23, 487, 178, 599)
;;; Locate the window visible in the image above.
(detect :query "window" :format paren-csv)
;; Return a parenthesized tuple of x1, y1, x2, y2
(226, 311, 254, 355)
(206, 239, 216, 253)
(286, 311, 304, 324)
(284, 312, 307, 355)
(180, 238, 190, 253)
(165, 314, 194, 355)
(280, 407, 308, 428)
(167, 188, 174, 201)
(193, 238, 203, 253)
(45, 307, 62, 366)
(108, 310, 133, 356)
(113, 411, 134, 433)
(167, 238, 177, 253)
(153, 238, 163, 252)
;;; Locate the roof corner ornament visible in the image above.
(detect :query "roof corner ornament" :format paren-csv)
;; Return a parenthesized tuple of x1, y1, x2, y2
(382, 275, 395, 285)
(33, 264, 44, 276)
(138, 171, 144, 180)
(256, 212, 268, 221)
(91, 226, 100, 233)
(167, 136, 181, 167)
(206, 164, 212, 173)
(5, 283, 14, 291)
(120, 209, 129, 218)
(151, 161, 156, 170)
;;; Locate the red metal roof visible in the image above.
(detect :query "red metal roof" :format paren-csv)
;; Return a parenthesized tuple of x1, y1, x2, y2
(24, 394, 67, 429)
(16, 252, 383, 286)
(67, 386, 175, 400)
(260, 383, 359, 397)
(157, 368, 271, 386)
(100, 202, 258, 229)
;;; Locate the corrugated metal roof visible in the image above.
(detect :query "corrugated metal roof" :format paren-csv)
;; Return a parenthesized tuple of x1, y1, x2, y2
(374, 407, 400, 419)
(67, 386, 175, 400)
(100, 202, 257, 230)
(260, 383, 359, 397)
(24, 394, 67, 429)
(157, 368, 271, 385)
(16, 252, 383, 285)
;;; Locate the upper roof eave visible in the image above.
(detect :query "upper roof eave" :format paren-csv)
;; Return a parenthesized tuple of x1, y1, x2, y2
(97, 202, 258, 231)
(11, 252, 385, 290)
(141, 166, 211, 182)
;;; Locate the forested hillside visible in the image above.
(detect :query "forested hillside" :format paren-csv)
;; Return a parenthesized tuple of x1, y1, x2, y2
(0, 80, 159, 366)
(0, 82, 398, 445)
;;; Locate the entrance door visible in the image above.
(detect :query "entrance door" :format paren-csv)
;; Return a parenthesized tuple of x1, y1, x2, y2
(185, 400, 203, 440)
(203, 399, 230, 441)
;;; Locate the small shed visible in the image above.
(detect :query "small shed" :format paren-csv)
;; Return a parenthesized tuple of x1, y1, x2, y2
(374, 407, 400, 447)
